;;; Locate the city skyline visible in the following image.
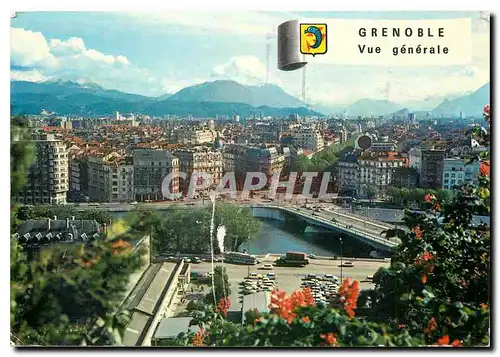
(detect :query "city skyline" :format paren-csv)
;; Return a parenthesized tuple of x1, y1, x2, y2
(11, 11, 489, 108)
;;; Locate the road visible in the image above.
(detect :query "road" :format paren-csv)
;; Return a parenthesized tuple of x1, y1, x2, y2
(185, 257, 389, 314)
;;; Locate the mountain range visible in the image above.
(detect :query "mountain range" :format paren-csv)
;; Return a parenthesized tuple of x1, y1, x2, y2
(10, 79, 489, 118)
(429, 82, 490, 117)
(168, 80, 306, 108)
(11, 80, 320, 118)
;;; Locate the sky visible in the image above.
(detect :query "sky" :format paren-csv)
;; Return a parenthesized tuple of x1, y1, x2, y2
(10, 11, 490, 108)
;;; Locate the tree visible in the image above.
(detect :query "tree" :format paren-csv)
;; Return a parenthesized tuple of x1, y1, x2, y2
(10, 118, 144, 346)
(290, 155, 311, 173)
(399, 188, 410, 205)
(204, 265, 231, 305)
(408, 188, 426, 205)
(149, 204, 260, 255)
(365, 186, 377, 203)
(11, 116, 35, 201)
(214, 203, 260, 252)
(386, 187, 399, 204)
(17, 205, 112, 225)
(435, 189, 454, 205)
(11, 234, 144, 345)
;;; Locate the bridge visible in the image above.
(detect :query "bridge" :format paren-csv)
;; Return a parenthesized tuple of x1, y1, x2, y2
(72, 200, 399, 252)
(249, 204, 399, 252)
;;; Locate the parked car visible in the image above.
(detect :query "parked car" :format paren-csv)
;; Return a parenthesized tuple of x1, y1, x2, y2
(247, 273, 262, 279)
(260, 264, 274, 270)
(267, 272, 276, 280)
(340, 261, 354, 267)
(306, 273, 317, 279)
(366, 275, 374, 281)
(192, 257, 202, 264)
(308, 254, 317, 259)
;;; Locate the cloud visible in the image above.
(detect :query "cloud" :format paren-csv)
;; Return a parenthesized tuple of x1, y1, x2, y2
(10, 69, 48, 82)
(211, 55, 268, 84)
(10, 27, 55, 67)
(10, 27, 157, 94)
(125, 12, 293, 36)
(50, 37, 86, 56)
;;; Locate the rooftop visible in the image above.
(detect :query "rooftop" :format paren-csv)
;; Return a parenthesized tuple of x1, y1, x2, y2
(153, 317, 201, 340)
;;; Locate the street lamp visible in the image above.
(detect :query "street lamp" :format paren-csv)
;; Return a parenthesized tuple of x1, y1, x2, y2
(339, 237, 343, 281)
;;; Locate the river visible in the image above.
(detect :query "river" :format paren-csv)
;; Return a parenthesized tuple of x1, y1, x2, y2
(111, 213, 378, 258)
(242, 219, 378, 258)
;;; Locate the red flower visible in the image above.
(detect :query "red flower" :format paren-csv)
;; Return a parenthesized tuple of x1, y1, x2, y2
(192, 328, 208, 346)
(434, 203, 441, 212)
(483, 104, 490, 117)
(424, 317, 437, 334)
(269, 287, 315, 324)
(452, 339, 462, 347)
(398, 324, 406, 329)
(437, 335, 450, 346)
(338, 278, 360, 318)
(481, 303, 488, 310)
(421, 274, 428, 284)
(415, 251, 434, 265)
(479, 161, 490, 177)
(320, 332, 338, 346)
(424, 193, 435, 202)
(412, 226, 423, 240)
(216, 297, 231, 317)
(301, 316, 311, 324)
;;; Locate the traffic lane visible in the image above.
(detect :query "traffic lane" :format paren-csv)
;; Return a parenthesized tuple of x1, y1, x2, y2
(190, 260, 388, 306)
(296, 209, 386, 236)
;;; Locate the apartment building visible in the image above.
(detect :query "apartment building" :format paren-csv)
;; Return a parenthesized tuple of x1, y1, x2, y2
(420, 149, 445, 189)
(442, 158, 480, 190)
(87, 152, 134, 203)
(174, 147, 223, 191)
(69, 155, 89, 201)
(408, 148, 422, 174)
(368, 141, 398, 152)
(292, 128, 325, 152)
(336, 152, 359, 197)
(223, 144, 285, 179)
(133, 149, 180, 201)
(16, 133, 69, 205)
(176, 127, 215, 145)
(392, 167, 420, 189)
(357, 152, 406, 197)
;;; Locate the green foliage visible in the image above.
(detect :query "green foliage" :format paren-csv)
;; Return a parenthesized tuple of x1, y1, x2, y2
(138, 204, 260, 254)
(244, 309, 263, 326)
(365, 186, 378, 201)
(11, 116, 35, 199)
(176, 304, 424, 347)
(385, 187, 455, 208)
(289, 137, 356, 173)
(10, 237, 143, 346)
(370, 177, 490, 345)
(204, 266, 231, 304)
(16, 205, 112, 224)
